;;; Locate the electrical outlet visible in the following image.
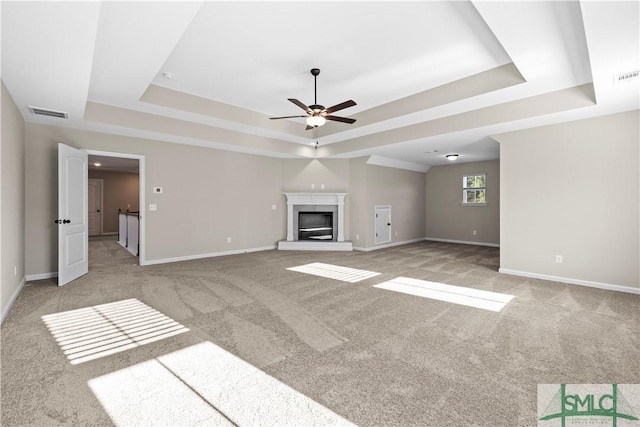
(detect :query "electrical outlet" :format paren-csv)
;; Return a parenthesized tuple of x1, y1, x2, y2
(153, 187, 163, 194)
(555, 255, 563, 264)
(473, 230, 477, 236)
(321, 184, 325, 189)
(149, 204, 157, 211)
(227, 237, 231, 243)
(311, 184, 315, 189)
(272, 204, 277, 210)
(356, 234, 359, 240)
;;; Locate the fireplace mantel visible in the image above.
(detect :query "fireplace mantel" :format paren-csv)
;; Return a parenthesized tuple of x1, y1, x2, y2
(284, 192, 347, 207)
(278, 192, 352, 251)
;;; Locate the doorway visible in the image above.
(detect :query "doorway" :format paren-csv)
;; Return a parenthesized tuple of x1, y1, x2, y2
(57, 145, 146, 286)
(375, 205, 391, 245)
(85, 149, 146, 265)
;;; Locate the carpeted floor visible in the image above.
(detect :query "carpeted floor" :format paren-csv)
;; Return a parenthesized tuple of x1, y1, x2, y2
(1, 237, 638, 426)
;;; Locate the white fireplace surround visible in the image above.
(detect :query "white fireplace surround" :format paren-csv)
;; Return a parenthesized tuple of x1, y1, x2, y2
(278, 193, 352, 251)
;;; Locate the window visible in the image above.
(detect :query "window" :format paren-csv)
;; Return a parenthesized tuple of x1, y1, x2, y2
(462, 173, 486, 205)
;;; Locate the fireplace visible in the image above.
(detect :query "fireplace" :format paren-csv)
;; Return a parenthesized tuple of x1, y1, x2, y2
(298, 211, 334, 241)
(278, 193, 352, 251)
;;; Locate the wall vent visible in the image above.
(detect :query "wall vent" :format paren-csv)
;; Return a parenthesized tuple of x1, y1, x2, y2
(613, 70, 639, 84)
(28, 106, 68, 119)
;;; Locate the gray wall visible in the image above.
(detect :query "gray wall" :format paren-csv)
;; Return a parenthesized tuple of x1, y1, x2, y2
(349, 157, 368, 247)
(25, 123, 285, 274)
(425, 160, 500, 245)
(24, 123, 428, 276)
(496, 110, 639, 290)
(350, 158, 426, 249)
(282, 159, 350, 193)
(88, 170, 139, 234)
(1, 81, 26, 320)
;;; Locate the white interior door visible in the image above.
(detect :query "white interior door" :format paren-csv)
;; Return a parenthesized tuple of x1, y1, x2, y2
(375, 206, 391, 245)
(88, 179, 102, 236)
(58, 143, 88, 286)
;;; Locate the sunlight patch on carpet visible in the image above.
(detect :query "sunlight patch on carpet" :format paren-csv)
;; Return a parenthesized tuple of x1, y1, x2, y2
(42, 299, 189, 365)
(89, 341, 355, 427)
(374, 277, 514, 312)
(287, 262, 380, 283)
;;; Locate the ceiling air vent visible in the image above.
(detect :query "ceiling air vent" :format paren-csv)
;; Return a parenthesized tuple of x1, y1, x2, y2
(28, 106, 68, 119)
(613, 70, 639, 85)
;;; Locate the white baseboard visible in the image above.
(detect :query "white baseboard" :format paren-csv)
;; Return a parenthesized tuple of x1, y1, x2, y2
(26, 272, 58, 281)
(353, 238, 425, 252)
(1, 277, 26, 325)
(141, 246, 276, 266)
(424, 237, 500, 248)
(100, 232, 118, 236)
(498, 268, 640, 295)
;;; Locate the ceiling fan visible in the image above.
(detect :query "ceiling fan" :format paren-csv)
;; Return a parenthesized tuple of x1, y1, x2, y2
(270, 68, 357, 130)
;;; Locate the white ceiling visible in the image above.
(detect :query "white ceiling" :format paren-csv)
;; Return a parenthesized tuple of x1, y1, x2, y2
(2, 1, 638, 170)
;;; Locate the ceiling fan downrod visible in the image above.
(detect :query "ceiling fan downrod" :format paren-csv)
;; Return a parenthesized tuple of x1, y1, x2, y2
(310, 68, 322, 112)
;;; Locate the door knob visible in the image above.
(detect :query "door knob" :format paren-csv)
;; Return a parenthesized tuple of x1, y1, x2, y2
(63, 219, 71, 224)
(97, 209, 100, 213)
(55, 219, 61, 224)
(387, 223, 391, 226)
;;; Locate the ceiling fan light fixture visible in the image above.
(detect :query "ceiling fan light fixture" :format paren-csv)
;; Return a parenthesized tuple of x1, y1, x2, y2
(306, 115, 326, 127)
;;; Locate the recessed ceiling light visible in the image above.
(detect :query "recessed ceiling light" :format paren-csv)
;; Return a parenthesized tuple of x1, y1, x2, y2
(162, 72, 175, 79)
(94, 162, 101, 167)
(446, 154, 459, 161)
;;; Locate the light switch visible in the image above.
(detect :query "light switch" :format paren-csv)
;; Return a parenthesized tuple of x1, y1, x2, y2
(149, 204, 157, 211)
(272, 204, 277, 210)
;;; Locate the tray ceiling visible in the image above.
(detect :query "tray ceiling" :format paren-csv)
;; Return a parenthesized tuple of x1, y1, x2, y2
(2, 1, 638, 169)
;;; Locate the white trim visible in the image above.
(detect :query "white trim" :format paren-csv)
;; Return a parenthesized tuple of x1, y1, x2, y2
(1, 277, 26, 325)
(424, 237, 500, 248)
(83, 150, 146, 266)
(498, 268, 640, 295)
(143, 246, 276, 266)
(26, 272, 58, 281)
(353, 238, 425, 252)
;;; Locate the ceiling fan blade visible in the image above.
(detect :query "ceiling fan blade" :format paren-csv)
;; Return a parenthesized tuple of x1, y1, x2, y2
(288, 98, 310, 112)
(269, 115, 307, 120)
(325, 115, 356, 124)
(325, 100, 356, 114)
